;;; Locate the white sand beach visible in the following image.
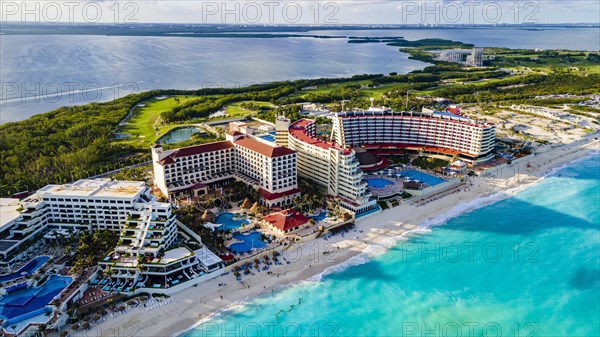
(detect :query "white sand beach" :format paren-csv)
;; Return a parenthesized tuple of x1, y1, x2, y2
(82, 135, 599, 337)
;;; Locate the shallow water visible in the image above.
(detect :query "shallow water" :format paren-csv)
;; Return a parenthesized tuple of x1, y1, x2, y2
(186, 154, 600, 337)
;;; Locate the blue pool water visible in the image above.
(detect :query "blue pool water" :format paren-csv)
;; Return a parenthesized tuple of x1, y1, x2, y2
(311, 212, 327, 221)
(228, 232, 267, 254)
(366, 178, 395, 189)
(0, 275, 72, 322)
(0, 256, 50, 284)
(397, 169, 446, 186)
(259, 134, 276, 142)
(185, 154, 600, 337)
(355, 205, 383, 218)
(215, 212, 249, 230)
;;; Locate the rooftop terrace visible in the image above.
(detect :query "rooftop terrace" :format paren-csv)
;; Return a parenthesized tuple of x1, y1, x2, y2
(34, 179, 146, 199)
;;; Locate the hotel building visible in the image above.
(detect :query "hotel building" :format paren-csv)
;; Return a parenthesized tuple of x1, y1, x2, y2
(0, 180, 222, 291)
(288, 119, 378, 214)
(331, 107, 496, 164)
(152, 131, 300, 208)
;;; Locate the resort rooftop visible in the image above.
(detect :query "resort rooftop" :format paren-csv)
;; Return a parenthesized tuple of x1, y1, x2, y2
(195, 246, 223, 268)
(34, 179, 146, 199)
(0, 198, 20, 231)
(336, 109, 491, 127)
(161, 247, 194, 264)
(289, 119, 352, 154)
(233, 135, 296, 158)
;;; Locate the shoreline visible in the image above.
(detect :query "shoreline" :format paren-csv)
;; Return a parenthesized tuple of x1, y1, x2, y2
(82, 136, 599, 337)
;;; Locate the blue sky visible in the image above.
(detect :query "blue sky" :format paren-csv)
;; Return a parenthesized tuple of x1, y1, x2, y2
(2, 1, 599, 24)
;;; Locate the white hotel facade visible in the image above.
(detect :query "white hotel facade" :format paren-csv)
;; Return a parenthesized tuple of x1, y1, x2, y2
(278, 107, 496, 214)
(152, 131, 300, 207)
(331, 107, 496, 164)
(0, 179, 222, 292)
(287, 119, 378, 215)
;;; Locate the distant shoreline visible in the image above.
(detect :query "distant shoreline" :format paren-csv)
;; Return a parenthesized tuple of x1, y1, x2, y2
(2, 22, 599, 38)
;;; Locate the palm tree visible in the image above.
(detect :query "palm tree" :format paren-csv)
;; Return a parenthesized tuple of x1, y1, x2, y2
(292, 195, 301, 209)
(302, 194, 311, 212)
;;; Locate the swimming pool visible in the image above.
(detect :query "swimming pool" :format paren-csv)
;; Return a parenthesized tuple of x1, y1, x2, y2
(215, 212, 249, 230)
(0, 256, 50, 284)
(311, 212, 327, 221)
(396, 170, 446, 186)
(259, 134, 276, 142)
(228, 232, 266, 254)
(0, 275, 72, 322)
(366, 178, 395, 189)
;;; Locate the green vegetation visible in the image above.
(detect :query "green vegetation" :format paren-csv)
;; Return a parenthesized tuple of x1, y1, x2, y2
(388, 38, 474, 49)
(110, 166, 149, 182)
(115, 96, 202, 147)
(226, 101, 273, 118)
(72, 230, 119, 271)
(485, 49, 600, 74)
(0, 91, 156, 196)
(412, 157, 450, 170)
(174, 205, 227, 254)
(1, 38, 599, 196)
(161, 134, 222, 150)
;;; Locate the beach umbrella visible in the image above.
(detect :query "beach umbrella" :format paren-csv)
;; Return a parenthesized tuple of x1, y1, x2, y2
(201, 210, 215, 222)
(203, 222, 222, 231)
(250, 202, 260, 215)
(240, 198, 253, 209)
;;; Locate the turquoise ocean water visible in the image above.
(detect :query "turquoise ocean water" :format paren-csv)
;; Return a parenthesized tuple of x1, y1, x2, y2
(186, 154, 600, 337)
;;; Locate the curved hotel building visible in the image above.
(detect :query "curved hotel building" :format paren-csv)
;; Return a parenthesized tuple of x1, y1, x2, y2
(287, 119, 378, 215)
(331, 107, 496, 164)
(282, 107, 495, 214)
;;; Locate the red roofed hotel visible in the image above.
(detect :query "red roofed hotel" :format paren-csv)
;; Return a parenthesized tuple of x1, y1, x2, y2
(283, 106, 495, 215)
(332, 107, 496, 164)
(287, 119, 378, 215)
(152, 130, 300, 207)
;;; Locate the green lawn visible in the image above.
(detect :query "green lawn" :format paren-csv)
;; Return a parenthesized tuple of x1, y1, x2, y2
(358, 82, 411, 99)
(114, 98, 276, 148)
(115, 96, 202, 147)
(287, 80, 374, 99)
(222, 101, 273, 119)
